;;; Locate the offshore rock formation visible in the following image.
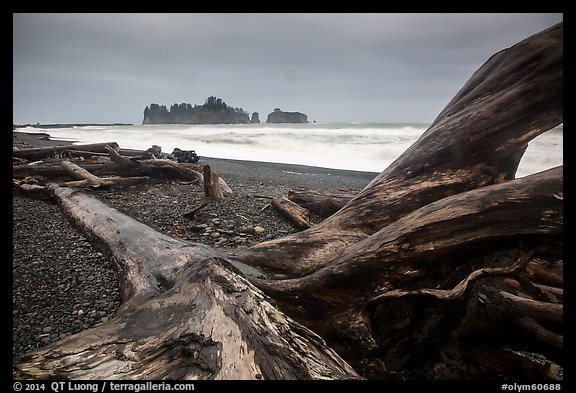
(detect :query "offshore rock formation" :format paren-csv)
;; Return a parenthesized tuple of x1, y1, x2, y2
(266, 111, 308, 124)
(143, 96, 250, 125)
(250, 112, 260, 124)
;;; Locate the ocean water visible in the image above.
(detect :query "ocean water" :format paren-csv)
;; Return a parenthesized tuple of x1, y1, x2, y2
(16, 123, 563, 178)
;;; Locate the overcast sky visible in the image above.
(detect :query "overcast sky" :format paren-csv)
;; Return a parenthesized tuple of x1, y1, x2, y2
(13, 13, 563, 124)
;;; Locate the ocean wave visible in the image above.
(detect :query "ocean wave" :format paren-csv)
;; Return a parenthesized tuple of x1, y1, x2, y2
(14, 123, 561, 175)
(73, 125, 107, 130)
(198, 138, 259, 145)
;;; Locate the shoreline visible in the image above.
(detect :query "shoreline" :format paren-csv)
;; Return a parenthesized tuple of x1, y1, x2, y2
(13, 130, 379, 189)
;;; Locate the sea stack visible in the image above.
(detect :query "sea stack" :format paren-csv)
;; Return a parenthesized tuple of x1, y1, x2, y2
(266, 110, 308, 123)
(250, 112, 260, 123)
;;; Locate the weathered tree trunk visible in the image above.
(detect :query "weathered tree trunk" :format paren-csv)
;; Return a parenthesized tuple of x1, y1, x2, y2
(13, 142, 120, 161)
(287, 188, 359, 218)
(457, 342, 562, 380)
(13, 160, 202, 182)
(203, 165, 224, 199)
(60, 160, 148, 188)
(271, 196, 312, 229)
(13, 147, 233, 195)
(526, 258, 563, 287)
(13, 23, 563, 380)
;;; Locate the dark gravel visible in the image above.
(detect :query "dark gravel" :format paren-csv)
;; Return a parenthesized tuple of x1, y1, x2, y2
(12, 196, 121, 357)
(12, 131, 378, 360)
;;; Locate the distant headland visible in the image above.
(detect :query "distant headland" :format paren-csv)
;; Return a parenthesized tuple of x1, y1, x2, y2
(13, 123, 133, 129)
(143, 96, 308, 125)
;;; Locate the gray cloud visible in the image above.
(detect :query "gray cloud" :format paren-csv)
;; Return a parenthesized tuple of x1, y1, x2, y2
(13, 13, 563, 124)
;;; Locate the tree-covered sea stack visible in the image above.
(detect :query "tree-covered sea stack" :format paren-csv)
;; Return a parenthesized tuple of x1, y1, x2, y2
(143, 96, 250, 124)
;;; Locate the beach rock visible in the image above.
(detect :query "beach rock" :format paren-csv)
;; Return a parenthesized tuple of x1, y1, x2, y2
(191, 224, 208, 233)
(240, 226, 256, 234)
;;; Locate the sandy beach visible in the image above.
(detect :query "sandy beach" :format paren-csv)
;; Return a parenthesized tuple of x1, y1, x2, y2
(12, 131, 378, 359)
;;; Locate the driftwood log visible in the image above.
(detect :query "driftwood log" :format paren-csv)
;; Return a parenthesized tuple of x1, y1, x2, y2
(271, 196, 312, 230)
(12, 141, 120, 161)
(287, 188, 360, 218)
(203, 165, 224, 199)
(60, 160, 149, 188)
(13, 144, 233, 195)
(13, 23, 563, 380)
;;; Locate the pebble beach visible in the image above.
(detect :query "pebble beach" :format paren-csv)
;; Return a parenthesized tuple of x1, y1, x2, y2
(12, 131, 378, 359)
